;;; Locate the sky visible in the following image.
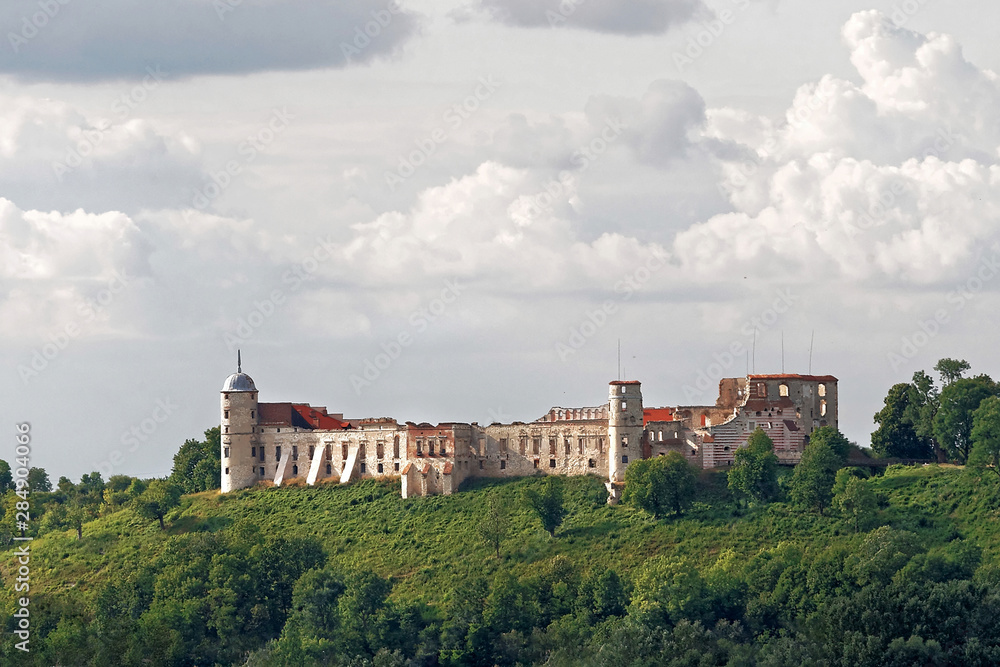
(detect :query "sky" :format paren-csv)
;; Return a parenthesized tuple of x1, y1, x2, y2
(3, 0, 1000, 481)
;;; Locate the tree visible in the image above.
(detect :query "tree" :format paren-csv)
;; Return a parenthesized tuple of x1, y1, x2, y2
(904, 370, 940, 449)
(522, 476, 566, 537)
(790, 439, 843, 514)
(133, 480, 182, 529)
(809, 426, 852, 461)
(834, 476, 877, 532)
(478, 493, 510, 558)
(27, 467, 52, 492)
(933, 375, 1000, 463)
(622, 452, 697, 518)
(170, 427, 221, 493)
(934, 358, 971, 386)
(0, 459, 12, 493)
(970, 396, 1000, 480)
(871, 383, 934, 459)
(728, 429, 780, 505)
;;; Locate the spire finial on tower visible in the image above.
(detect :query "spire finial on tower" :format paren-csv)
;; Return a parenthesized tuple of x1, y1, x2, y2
(238, 349, 242, 374)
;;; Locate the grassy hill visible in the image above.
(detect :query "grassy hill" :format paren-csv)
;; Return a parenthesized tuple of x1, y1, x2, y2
(4, 464, 1000, 665)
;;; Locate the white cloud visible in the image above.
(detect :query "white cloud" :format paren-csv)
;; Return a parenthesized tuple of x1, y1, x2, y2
(462, 0, 704, 35)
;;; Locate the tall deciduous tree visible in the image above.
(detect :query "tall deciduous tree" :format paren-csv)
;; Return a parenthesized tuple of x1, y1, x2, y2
(170, 427, 221, 493)
(27, 467, 51, 492)
(871, 383, 934, 459)
(0, 459, 14, 493)
(934, 358, 971, 386)
(622, 452, 697, 518)
(933, 375, 1000, 463)
(133, 480, 182, 529)
(728, 429, 780, 505)
(478, 493, 510, 558)
(790, 438, 843, 515)
(522, 476, 566, 537)
(834, 476, 877, 532)
(970, 396, 1000, 480)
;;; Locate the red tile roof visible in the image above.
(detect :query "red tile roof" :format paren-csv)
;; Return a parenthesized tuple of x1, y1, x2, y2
(643, 407, 675, 424)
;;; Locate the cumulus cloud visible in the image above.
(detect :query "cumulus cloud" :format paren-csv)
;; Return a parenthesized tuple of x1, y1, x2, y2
(689, 11, 1000, 288)
(0, 93, 203, 213)
(0, 0, 422, 81)
(460, 0, 704, 35)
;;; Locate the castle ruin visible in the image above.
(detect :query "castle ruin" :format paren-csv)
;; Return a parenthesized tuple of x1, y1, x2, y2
(220, 366, 837, 501)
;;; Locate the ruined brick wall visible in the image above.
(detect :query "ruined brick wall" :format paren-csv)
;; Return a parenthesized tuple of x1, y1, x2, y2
(475, 421, 610, 479)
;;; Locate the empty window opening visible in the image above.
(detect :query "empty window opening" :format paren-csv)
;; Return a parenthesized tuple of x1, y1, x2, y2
(292, 446, 298, 461)
(376, 442, 384, 459)
(224, 446, 230, 458)
(818, 384, 827, 397)
(342, 443, 349, 460)
(549, 459, 557, 468)
(224, 410, 229, 419)
(588, 459, 595, 468)
(394, 462, 400, 471)
(251, 446, 256, 457)
(519, 436, 527, 455)
(821, 400, 827, 417)
(360, 462, 366, 473)
(479, 460, 484, 470)
(429, 442, 435, 456)
(377, 463, 384, 474)
(225, 467, 229, 474)
(393, 435, 400, 458)
(500, 437, 508, 452)
(621, 401, 627, 410)
(622, 455, 629, 463)
(500, 460, 506, 470)
(309, 445, 315, 460)
(533, 459, 539, 469)
(417, 440, 423, 456)
(275, 446, 281, 461)
(292, 464, 298, 476)
(779, 384, 789, 397)
(621, 435, 628, 447)
(532, 438, 540, 455)
(326, 463, 332, 475)
(259, 467, 264, 476)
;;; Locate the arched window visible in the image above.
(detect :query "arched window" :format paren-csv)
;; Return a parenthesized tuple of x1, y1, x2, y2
(818, 384, 827, 397)
(821, 400, 827, 417)
(779, 384, 789, 397)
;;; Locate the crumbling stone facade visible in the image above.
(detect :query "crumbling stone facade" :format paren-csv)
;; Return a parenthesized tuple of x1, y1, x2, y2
(220, 369, 838, 499)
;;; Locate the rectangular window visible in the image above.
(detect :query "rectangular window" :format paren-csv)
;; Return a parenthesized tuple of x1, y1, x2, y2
(548, 438, 556, 455)
(417, 440, 423, 456)
(564, 438, 571, 455)
(622, 455, 629, 463)
(259, 466, 264, 476)
(251, 410, 255, 419)
(549, 459, 556, 468)
(225, 467, 229, 474)
(377, 463, 384, 473)
(500, 460, 506, 470)
(309, 445, 315, 459)
(224, 410, 229, 419)
(533, 459, 539, 468)
(441, 443, 447, 456)
(578, 438, 584, 455)
(500, 438, 508, 452)
(326, 463, 332, 475)
(588, 459, 595, 468)
(429, 442, 435, 456)
(479, 460, 484, 470)
(533, 437, 540, 455)
(394, 462, 400, 472)
(275, 446, 281, 461)
(377, 442, 384, 459)
(224, 446, 230, 458)
(342, 443, 349, 460)
(621, 401, 627, 410)
(520, 436, 527, 455)
(259, 448, 265, 462)
(658, 431, 663, 442)
(360, 462, 366, 473)
(359, 443, 366, 458)
(325, 445, 331, 461)
(251, 446, 256, 457)
(622, 435, 628, 447)
(393, 437, 400, 458)
(599, 438, 605, 453)
(292, 446, 298, 461)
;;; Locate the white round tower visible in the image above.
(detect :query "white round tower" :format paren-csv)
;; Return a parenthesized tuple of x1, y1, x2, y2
(220, 355, 259, 493)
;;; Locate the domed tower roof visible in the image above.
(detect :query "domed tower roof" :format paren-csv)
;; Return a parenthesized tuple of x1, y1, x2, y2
(222, 373, 256, 392)
(222, 350, 257, 392)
